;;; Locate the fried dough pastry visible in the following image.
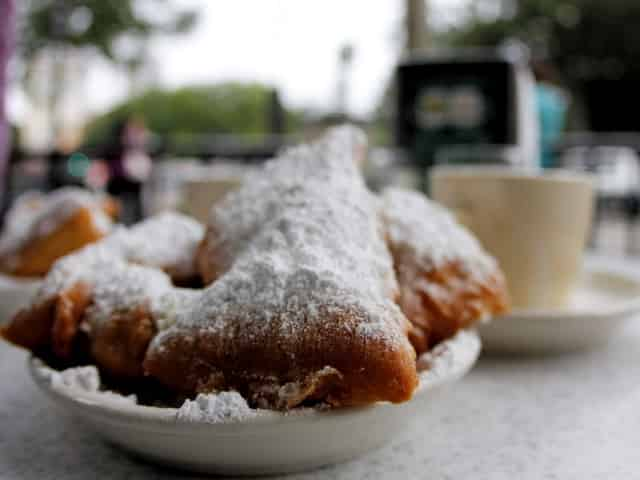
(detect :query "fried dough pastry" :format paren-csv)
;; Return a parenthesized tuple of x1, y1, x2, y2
(147, 126, 418, 408)
(0, 188, 119, 277)
(1, 212, 204, 377)
(2, 126, 509, 412)
(381, 188, 509, 353)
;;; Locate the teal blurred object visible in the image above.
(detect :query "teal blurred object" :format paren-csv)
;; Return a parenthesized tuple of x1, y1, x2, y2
(536, 83, 568, 168)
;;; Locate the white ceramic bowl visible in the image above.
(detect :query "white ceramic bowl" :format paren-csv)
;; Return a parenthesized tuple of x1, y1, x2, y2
(0, 274, 40, 323)
(29, 329, 480, 476)
(480, 266, 640, 354)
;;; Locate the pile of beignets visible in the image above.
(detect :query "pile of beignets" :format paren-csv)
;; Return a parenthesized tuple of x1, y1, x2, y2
(2, 126, 508, 409)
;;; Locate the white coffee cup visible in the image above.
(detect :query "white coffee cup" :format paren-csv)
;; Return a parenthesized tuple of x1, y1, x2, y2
(430, 166, 594, 310)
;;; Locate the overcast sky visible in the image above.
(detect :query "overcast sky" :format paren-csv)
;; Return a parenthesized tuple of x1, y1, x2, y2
(8, 0, 468, 126)
(156, 0, 405, 116)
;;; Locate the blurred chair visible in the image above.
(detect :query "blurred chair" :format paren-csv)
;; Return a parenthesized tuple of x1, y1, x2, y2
(433, 144, 525, 166)
(141, 158, 200, 217)
(560, 145, 640, 255)
(142, 159, 252, 222)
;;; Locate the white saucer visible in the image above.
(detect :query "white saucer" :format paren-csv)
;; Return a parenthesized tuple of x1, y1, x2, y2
(29, 329, 480, 476)
(0, 274, 40, 323)
(480, 266, 640, 354)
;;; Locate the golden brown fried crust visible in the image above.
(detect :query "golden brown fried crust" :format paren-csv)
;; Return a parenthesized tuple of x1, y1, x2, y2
(1, 207, 113, 278)
(4, 282, 156, 380)
(253, 367, 344, 409)
(1, 282, 91, 359)
(51, 282, 92, 358)
(394, 259, 509, 354)
(1, 297, 56, 351)
(90, 305, 156, 379)
(143, 304, 418, 408)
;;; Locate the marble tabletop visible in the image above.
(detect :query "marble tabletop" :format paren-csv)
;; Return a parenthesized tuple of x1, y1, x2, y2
(2, 257, 640, 479)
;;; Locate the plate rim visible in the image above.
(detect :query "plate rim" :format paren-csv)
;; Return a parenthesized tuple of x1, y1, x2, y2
(494, 265, 640, 322)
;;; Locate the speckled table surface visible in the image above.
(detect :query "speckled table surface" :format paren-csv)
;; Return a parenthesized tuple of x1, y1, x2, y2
(2, 257, 640, 479)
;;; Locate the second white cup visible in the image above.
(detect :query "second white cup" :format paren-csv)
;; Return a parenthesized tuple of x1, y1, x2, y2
(430, 166, 594, 310)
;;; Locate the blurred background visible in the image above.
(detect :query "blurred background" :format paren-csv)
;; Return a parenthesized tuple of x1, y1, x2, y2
(1, 0, 640, 254)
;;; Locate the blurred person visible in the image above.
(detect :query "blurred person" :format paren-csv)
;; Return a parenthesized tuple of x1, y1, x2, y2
(532, 60, 569, 169)
(104, 116, 152, 224)
(0, 0, 15, 207)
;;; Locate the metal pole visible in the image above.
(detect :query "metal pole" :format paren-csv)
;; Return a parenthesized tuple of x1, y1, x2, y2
(337, 44, 354, 116)
(406, 0, 428, 53)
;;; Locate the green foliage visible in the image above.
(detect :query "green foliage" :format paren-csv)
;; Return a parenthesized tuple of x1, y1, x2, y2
(441, 0, 640, 82)
(18, 0, 197, 64)
(16, 1, 198, 140)
(84, 83, 304, 149)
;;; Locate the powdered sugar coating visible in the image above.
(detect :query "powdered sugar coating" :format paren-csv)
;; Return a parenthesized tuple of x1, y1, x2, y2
(381, 188, 497, 280)
(154, 126, 407, 355)
(0, 188, 114, 259)
(121, 212, 205, 279)
(35, 213, 204, 314)
(83, 264, 173, 330)
(176, 392, 257, 423)
(45, 364, 137, 404)
(154, 288, 202, 331)
(51, 365, 101, 392)
(37, 232, 124, 302)
(81, 264, 199, 334)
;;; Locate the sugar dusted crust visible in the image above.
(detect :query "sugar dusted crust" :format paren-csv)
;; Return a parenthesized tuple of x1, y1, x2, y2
(35, 212, 205, 303)
(2, 212, 205, 379)
(0, 188, 119, 277)
(147, 126, 419, 407)
(381, 188, 509, 352)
